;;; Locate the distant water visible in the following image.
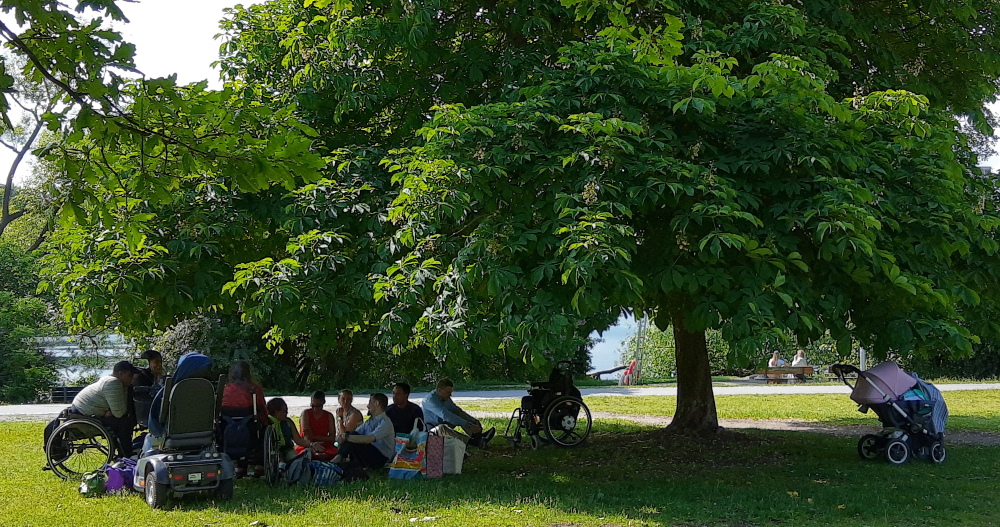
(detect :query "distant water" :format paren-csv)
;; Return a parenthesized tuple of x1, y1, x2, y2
(588, 314, 636, 379)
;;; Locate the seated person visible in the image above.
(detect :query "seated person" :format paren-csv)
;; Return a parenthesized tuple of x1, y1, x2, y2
(134, 349, 165, 387)
(266, 397, 323, 461)
(143, 352, 213, 453)
(70, 360, 140, 457)
(386, 382, 424, 435)
(791, 349, 808, 380)
(221, 360, 268, 423)
(334, 389, 363, 436)
(332, 393, 395, 469)
(422, 379, 495, 448)
(767, 351, 785, 382)
(298, 391, 338, 460)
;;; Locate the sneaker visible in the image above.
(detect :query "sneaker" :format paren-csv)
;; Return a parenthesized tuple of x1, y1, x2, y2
(481, 427, 496, 447)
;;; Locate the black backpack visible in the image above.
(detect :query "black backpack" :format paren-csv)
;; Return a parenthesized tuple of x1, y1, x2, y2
(221, 414, 256, 459)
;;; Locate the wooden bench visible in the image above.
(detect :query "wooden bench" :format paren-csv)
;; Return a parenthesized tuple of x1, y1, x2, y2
(50, 386, 84, 404)
(754, 366, 814, 384)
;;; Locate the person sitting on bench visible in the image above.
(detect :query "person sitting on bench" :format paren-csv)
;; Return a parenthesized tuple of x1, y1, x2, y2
(332, 393, 395, 469)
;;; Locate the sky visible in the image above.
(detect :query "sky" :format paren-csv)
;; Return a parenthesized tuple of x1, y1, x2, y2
(9, 0, 1000, 375)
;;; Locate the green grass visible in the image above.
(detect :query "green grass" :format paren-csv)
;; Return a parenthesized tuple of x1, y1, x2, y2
(6, 418, 1000, 526)
(462, 390, 1000, 432)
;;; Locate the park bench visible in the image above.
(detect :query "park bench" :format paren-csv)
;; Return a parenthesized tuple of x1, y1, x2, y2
(49, 386, 83, 404)
(754, 366, 814, 384)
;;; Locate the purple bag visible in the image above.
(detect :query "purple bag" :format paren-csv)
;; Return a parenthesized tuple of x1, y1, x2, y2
(104, 458, 136, 493)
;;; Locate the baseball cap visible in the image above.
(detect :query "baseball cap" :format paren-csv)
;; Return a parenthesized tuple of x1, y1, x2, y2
(112, 360, 141, 375)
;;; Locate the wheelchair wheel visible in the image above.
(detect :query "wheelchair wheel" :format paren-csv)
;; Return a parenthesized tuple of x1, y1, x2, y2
(542, 396, 591, 447)
(262, 425, 281, 486)
(45, 419, 115, 480)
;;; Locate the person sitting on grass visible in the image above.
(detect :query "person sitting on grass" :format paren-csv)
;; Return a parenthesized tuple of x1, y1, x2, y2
(298, 390, 338, 460)
(385, 382, 424, 435)
(334, 388, 364, 435)
(421, 378, 495, 448)
(332, 393, 395, 469)
(266, 397, 324, 461)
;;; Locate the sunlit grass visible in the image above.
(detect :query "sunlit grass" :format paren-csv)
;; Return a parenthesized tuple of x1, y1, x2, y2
(462, 390, 1000, 432)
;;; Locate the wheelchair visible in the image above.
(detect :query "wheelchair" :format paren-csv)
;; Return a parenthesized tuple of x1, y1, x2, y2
(44, 412, 117, 480)
(504, 360, 592, 449)
(133, 374, 235, 509)
(44, 383, 159, 481)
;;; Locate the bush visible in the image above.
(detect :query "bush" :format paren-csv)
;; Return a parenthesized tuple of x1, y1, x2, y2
(0, 293, 56, 403)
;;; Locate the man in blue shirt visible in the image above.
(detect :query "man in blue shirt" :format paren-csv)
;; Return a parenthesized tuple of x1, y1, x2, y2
(333, 392, 395, 468)
(422, 379, 495, 448)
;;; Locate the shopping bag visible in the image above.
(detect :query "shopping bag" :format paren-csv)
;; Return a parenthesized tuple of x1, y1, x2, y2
(443, 436, 466, 475)
(425, 434, 444, 479)
(389, 422, 428, 480)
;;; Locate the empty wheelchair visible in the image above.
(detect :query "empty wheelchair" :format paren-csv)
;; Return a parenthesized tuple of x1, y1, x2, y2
(504, 360, 592, 449)
(133, 369, 235, 509)
(44, 412, 117, 480)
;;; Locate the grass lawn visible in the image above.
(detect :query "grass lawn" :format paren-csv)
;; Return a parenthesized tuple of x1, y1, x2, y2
(462, 390, 1000, 432)
(5, 416, 1000, 526)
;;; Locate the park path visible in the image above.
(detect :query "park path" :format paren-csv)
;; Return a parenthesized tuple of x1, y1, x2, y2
(4, 382, 1000, 445)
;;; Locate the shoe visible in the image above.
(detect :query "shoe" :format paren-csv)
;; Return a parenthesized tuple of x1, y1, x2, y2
(481, 427, 496, 447)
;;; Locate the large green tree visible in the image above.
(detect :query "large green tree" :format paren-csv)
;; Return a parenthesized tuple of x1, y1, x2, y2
(214, 0, 1000, 432)
(27, 0, 1000, 431)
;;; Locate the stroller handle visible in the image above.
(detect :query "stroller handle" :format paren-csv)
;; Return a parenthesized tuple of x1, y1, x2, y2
(830, 364, 862, 389)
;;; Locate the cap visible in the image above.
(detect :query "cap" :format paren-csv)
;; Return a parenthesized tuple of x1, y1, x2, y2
(112, 360, 141, 375)
(138, 349, 162, 361)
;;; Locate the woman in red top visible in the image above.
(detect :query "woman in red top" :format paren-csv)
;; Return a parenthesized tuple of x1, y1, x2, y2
(221, 361, 268, 422)
(297, 391, 338, 460)
(220, 360, 267, 477)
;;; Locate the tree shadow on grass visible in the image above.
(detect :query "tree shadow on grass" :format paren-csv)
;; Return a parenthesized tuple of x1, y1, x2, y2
(175, 423, 999, 526)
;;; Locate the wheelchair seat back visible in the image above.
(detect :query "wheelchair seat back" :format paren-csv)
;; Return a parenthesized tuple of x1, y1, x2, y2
(161, 378, 218, 451)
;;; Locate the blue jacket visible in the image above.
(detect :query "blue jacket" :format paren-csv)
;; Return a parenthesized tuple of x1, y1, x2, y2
(421, 390, 475, 428)
(147, 352, 213, 437)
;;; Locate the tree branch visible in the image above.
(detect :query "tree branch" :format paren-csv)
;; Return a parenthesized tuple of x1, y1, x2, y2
(3, 116, 44, 220)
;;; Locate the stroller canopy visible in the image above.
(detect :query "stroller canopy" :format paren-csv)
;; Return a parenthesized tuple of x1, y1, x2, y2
(850, 362, 917, 406)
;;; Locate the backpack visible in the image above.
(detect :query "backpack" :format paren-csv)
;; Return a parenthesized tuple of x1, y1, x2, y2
(79, 470, 106, 497)
(284, 455, 314, 485)
(221, 415, 256, 459)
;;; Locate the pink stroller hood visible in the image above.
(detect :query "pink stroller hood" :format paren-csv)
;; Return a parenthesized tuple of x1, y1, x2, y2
(850, 362, 918, 405)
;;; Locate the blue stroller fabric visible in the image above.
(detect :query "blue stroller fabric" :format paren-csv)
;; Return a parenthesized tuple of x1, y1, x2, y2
(909, 373, 948, 435)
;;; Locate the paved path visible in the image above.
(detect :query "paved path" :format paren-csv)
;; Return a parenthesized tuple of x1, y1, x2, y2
(4, 382, 998, 422)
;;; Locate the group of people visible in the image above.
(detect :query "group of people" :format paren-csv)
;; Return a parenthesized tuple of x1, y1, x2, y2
(67, 352, 496, 474)
(256, 378, 496, 472)
(768, 349, 809, 381)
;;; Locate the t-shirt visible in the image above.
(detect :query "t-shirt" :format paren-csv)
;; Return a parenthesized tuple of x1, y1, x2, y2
(72, 376, 127, 418)
(355, 413, 395, 459)
(385, 402, 424, 435)
(791, 356, 808, 367)
(222, 381, 267, 421)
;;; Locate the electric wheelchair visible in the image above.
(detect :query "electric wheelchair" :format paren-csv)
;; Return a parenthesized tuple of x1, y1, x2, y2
(504, 360, 592, 449)
(133, 373, 235, 509)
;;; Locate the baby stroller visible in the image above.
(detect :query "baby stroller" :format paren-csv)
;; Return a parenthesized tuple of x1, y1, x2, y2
(504, 361, 592, 449)
(831, 362, 948, 465)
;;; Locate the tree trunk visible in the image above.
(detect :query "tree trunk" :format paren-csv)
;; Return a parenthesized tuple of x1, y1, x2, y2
(665, 311, 719, 435)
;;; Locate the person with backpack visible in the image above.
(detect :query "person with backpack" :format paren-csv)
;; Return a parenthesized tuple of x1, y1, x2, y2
(220, 361, 268, 477)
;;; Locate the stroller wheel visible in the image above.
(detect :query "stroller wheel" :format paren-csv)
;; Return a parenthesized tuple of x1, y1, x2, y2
(930, 441, 946, 463)
(857, 434, 881, 460)
(884, 438, 910, 465)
